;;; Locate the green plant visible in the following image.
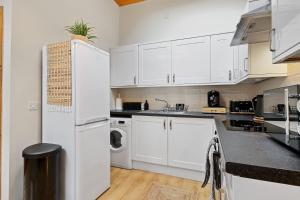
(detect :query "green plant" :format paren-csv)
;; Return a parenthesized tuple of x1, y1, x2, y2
(65, 19, 97, 42)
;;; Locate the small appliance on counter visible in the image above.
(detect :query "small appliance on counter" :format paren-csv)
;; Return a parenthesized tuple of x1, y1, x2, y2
(208, 90, 220, 107)
(229, 100, 254, 114)
(202, 90, 226, 114)
(122, 102, 142, 111)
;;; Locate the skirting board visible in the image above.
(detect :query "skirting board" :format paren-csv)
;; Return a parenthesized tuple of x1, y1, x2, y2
(133, 161, 206, 182)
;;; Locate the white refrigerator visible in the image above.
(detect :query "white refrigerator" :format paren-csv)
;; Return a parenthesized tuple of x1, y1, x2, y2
(42, 40, 110, 200)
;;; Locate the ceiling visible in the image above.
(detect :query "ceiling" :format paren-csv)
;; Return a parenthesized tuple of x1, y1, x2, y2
(114, 0, 145, 7)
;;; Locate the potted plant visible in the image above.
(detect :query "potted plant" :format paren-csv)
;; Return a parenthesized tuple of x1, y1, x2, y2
(65, 20, 97, 43)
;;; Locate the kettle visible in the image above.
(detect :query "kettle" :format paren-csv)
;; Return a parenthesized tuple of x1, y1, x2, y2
(252, 95, 263, 117)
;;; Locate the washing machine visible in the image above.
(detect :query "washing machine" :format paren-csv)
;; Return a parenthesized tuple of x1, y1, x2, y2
(110, 117, 132, 169)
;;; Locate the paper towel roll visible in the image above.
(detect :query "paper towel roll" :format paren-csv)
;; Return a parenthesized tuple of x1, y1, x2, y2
(116, 93, 123, 110)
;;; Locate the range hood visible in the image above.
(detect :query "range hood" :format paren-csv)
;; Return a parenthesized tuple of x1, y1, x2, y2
(231, 0, 271, 46)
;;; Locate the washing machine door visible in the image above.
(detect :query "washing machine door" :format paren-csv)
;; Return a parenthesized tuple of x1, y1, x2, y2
(110, 128, 127, 152)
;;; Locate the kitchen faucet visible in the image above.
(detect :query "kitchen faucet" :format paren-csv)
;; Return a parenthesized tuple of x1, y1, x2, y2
(155, 98, 170, 111)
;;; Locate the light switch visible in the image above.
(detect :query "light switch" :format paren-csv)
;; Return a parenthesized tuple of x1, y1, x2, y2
(28, 101, 40, 111)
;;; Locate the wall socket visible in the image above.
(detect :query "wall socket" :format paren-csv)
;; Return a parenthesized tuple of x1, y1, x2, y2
(28, 101, 40, 111)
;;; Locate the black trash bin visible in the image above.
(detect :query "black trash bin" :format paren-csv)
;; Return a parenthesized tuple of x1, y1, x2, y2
(22, 143, 62, 200)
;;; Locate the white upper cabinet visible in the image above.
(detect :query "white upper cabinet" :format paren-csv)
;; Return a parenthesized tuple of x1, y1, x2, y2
(139, 42, 172, 86)
(110, 45, 138, 87)
(172, 36, 211, 85)
(211, 33, 235, 84)
(272, 0, 300, 63)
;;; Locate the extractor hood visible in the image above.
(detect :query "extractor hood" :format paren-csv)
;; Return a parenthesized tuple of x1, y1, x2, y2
(231, 0, 271, 46)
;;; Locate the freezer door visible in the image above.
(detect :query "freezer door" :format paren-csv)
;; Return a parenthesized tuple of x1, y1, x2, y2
(75, 121, 110, 200)
(73, 41, 110, 125)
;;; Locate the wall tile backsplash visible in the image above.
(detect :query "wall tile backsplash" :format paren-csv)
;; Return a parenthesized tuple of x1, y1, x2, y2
(111, 84, 257, 111)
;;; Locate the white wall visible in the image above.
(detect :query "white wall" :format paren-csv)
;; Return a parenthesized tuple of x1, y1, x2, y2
(9, 0, 119, 199)
(119, 0, 247, 45)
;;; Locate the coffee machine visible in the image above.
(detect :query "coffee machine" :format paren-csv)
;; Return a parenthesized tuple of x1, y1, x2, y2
(208, 90, 220, 107)
(202, 90, 226, 114)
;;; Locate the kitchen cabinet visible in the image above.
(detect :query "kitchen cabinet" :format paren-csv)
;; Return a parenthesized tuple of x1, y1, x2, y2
(247, 42, 287, 78)
(110, 45, 138, 87)
(168, 117, 214, 171)
(272, 0, 300, 63)
(224, 174, 300, 200)
(211, 33, 235, 84)
(238, 44, 249, 80)
(172, 36, 211, 85)
(132, 115, 214, 171)
(234, 42, 287, 83)
(132, 116, 168, 165)
(139, 42, 172, 86)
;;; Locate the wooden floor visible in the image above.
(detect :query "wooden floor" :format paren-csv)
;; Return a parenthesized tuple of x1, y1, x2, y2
(98, 167, 211, 200)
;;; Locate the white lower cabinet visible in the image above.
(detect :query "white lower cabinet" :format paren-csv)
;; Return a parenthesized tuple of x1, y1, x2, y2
(225, 174, 300, 200)
(168, 117, 214, 171)
(132, 116, 168, 165)
(132, 115, 214, 171)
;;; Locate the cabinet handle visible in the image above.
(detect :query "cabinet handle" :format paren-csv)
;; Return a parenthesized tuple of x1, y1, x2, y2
(173, 74, 175, 83)
(229, 70, 232, 81)
(243, 58, 248, 72)
(163, 119, 166, 130)
(167, 74, 170, 83)
(169, 120, 172, 130)
(269, 28, 276, 52)
(134, 76, 137, 85)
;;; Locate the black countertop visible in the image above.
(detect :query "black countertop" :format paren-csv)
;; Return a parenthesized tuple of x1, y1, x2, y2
(110, 110, 300, 186)
(215, 117, 300, 186)
(111, 109, 215, 118)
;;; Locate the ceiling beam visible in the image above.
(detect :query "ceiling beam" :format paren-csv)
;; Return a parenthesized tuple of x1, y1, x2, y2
(114, 0, 144, 7)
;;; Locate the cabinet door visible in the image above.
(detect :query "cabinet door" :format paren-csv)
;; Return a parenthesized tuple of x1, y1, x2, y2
(132, 116, 168, 165)
(139, 42, 172, 86)
(168, 117, 214, 171)
(233, 46, 239, 82)
(238, 44, 249, 79)
(172, 36, 211, 85)
(211, 33, 234, 83)
(110, 45, 138, 87)
(272, 0, 300, 58)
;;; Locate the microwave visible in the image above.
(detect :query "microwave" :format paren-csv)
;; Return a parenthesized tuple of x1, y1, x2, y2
(263, 85, 300, 136)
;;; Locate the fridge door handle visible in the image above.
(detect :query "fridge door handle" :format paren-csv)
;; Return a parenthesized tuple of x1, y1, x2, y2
(76, 120, 109, 131)
(77, 117, 109, 126)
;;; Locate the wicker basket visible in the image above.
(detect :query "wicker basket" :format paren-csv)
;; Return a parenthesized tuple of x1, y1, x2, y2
(47, 41, 72, 109)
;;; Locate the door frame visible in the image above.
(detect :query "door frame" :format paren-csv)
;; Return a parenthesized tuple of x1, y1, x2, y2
(1, 0, 12, 199)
